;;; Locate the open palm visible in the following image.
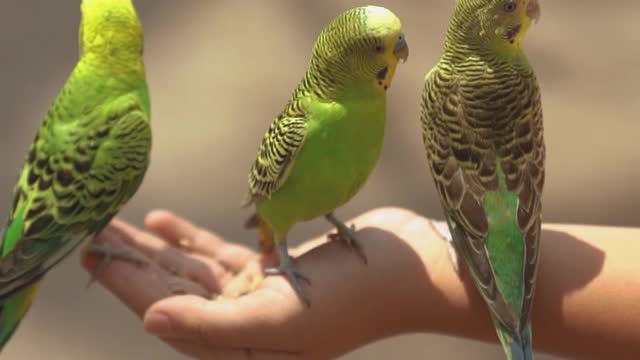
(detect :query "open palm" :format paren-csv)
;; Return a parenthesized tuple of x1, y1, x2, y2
(82, 208, 431, 359)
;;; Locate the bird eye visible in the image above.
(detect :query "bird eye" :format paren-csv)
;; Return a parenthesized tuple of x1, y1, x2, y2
(374, 44, 384, 53)
(504, 2, 517, 12)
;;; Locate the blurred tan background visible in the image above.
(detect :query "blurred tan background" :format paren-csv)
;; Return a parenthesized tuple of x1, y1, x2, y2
(0, 0, 638, 359)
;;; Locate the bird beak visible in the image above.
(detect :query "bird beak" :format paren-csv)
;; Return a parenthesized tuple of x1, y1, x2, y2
(393, 34, 409, 63)
(526, 0, 541, 23)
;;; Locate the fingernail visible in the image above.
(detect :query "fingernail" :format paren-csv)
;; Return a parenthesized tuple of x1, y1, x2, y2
(145, 312, 171, 335)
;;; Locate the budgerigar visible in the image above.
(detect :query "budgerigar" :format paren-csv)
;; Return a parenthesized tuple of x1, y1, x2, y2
(0, 0, 150, 349)
(420, 0, 544, 359)
(244, 6, 408, 304)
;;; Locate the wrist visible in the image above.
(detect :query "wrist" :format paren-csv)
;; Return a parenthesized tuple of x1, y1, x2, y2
(393, 213, 497, 343)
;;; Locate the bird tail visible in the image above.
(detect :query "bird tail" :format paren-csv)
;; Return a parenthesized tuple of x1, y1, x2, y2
(244, 213, 274, 253)
(0, 281, 42, 352)
(495, 320, 534, 360)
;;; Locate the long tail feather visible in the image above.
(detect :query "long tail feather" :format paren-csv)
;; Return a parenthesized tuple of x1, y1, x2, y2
(495, 321, 533, 360)
(0, 282, 42, 352)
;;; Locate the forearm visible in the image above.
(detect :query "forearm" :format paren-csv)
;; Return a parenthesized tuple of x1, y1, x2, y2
(88, 209, 640, 359)
(532, 224, 640, 359)
(398, 219, 640, 359)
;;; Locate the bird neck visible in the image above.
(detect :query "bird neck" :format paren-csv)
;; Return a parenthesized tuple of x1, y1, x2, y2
(79, 53, 146, 83)
(294, 62, 383, 104)
(442, 6, 530, 66)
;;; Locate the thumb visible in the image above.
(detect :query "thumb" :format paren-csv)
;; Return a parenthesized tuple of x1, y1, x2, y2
(144, 295, 210, 339)
(143, 292, 302, 349)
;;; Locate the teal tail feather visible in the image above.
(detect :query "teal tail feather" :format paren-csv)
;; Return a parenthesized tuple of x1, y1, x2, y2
(495, 321, 533, 360)
(0, 282, 42, 352)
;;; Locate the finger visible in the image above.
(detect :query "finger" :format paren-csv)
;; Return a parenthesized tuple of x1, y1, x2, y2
(143, 289, 305, 350)
(156, 250, 232, 293)
(144, 210, 217, 251)
(93, 218, 230, 292)
(146, 210, 258, 272)
(82, 226, 211, 317)
(90, 217, 174, 261)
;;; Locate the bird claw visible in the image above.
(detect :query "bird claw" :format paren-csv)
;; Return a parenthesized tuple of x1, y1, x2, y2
(328, 223, 368, 265)
(264, 258, 311, 306)
(325, 213, 368, 265)
(86, 243, 147, 288)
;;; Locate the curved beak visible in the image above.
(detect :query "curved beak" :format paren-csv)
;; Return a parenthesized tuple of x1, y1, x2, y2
(393, 34, 409, 63)
(527, 0, 541, 23)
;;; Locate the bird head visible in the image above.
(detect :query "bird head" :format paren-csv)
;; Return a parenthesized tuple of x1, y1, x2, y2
(451, 0, 541, 54)
(310, 6, 409, 93)
(79, 0, 143, 61)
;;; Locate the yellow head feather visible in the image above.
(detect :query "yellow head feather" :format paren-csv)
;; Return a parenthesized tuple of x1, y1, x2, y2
(79, 0, 143, 61)
(449, 0, 541, 56)
(309, 6, 409, 95)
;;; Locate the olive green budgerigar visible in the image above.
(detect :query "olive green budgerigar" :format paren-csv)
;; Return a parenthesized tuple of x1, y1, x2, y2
(420, 0, 544, 359)
(244, 6, 408, 303)
(0, 0, 150, 349)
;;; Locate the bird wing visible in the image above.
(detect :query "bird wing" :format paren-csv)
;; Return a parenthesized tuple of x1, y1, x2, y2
(0, 95, 151, 299)
(421, 65, 544, 333)
(244, 108, 308, 205)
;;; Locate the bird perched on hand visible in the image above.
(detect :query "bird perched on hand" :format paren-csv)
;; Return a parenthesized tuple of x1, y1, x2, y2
(420, 0, 544, 359)
(0, 0, 151, 349)
(244, 5, 409, 304)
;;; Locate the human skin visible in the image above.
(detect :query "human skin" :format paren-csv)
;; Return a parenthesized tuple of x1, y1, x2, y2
(82, 207, 640, 359)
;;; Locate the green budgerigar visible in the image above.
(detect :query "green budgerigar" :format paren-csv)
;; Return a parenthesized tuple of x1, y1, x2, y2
(420, 0, 544, 359)
(244, 6, 408, 303)
(0, 0, 150, 349)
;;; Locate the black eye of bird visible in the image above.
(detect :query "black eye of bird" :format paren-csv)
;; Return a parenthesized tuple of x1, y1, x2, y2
(504, 2, 517, 12)
(374, 44, 384, 53)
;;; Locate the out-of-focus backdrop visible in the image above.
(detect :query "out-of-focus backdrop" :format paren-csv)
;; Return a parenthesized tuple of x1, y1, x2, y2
(0, 0, 637, 359)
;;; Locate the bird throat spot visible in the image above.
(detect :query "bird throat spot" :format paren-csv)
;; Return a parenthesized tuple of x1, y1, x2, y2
(376, 66, 389, 82)
(376, 66, 389, 91)
(506, 24, 522, 44)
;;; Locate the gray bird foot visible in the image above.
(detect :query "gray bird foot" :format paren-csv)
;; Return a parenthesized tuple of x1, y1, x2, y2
(264, 255, 311, 307)
(325, 213, 367, 265)
(86, 243, 147, 287)
(430, 220, 460, 273)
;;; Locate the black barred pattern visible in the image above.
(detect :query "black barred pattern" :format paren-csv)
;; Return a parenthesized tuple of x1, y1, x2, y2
(246, 115, 306, 199)
(443, 0, 526, 61)
(0, 94, 151, 299)
(299, 7, 386, 100)
(420, 7, 545, 334)
(245, 7, 393, 203)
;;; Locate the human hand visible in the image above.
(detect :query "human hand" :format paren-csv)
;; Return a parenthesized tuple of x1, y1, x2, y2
(82, 208, 445, 359)
(83, 207, 638, 360)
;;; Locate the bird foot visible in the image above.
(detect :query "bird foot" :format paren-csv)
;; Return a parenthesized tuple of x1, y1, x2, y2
(264, 256, 311, 307)
(328, 223, 368, 265)
(325, 213, 368, 264)
(86, 243, 147, 287)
